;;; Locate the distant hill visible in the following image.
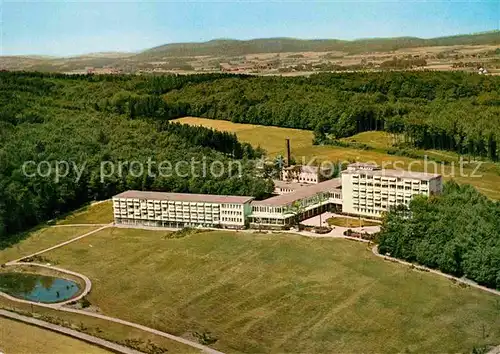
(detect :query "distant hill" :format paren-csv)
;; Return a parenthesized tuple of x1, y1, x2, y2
(140, 31, 500, 58)
(2, 30, 498, 73)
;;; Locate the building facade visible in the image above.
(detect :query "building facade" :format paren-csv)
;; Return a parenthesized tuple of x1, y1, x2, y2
(341, 163, 442, 217)
(112, 164, 443, 230)
(113, 191, 254, 229)
(248, 178, 342, 229)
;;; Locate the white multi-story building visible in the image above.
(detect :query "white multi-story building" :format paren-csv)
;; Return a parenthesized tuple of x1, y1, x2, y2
(341, 163, 442, 217)
(112, 164, 443, 230)
(282, 165, 332, 184)
(112, 191, 254, 229)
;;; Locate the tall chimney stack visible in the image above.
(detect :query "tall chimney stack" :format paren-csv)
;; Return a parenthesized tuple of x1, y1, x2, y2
(286, 139, 291, 167)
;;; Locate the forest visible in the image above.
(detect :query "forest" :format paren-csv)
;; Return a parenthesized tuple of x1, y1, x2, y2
(160, 72, 500, 161)
(38, 71, 500, 162)
(2, 70, 500, 254)
(0, 72, 271, 243)
(378, 181, 500, 290)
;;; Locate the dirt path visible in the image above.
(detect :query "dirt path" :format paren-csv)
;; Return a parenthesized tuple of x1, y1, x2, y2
(1, 224, 223, 354)
(371, 245, 500, 297)
(0, 309, 144, 354)
(3, 223, 499, 353)
(488, 345, 500, 354)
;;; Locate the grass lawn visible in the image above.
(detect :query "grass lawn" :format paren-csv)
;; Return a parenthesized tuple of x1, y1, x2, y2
(327, 216, 380, 228)
(0, 298, 198, 353)
(173, 117, 500, 200)
(56, 201, 113, 225)
(42, 227, 500, 353)
(0, 317, 111, 354)
(0, 226, 99, 264)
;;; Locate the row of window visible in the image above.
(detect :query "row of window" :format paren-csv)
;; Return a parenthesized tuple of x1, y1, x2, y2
(352, 176, 428, 184)
(115, 203, 220, 210)
(222, 203, 242, 209)
(354, 207, 382, 214)
(352, 189, 425, 195)
(252, 206, 284, 213)
(352, 189, 427, 197)
(222, 210, 242, 215)
(115, 199, 222, 206)
(353, 182, 427, 189)
(221, 217, 243, 223)
(119, 215, 220, 220)
(117, 211, 219, 217)
(298, 177, 318, 182)
(354, 199, 410, 206)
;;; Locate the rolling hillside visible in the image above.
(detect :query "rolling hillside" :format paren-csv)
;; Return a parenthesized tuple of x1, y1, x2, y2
(140, 31, 500, 57)
(1, 30, 498, 74)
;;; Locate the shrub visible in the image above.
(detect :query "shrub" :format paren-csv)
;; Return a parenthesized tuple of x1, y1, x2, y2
(80, 297, 91, 308)
(193, 331, 218, 345)
(164, 227, 205, 239)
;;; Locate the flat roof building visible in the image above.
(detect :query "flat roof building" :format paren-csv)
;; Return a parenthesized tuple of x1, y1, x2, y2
(111, 163, 443, 230)
(248, 178, 342, 229)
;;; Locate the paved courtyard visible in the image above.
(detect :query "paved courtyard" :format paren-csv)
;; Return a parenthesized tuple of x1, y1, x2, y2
(301, 212, 381, 237)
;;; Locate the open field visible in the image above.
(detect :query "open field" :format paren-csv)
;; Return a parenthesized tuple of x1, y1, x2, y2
(327, 217, 380, 228)
(0, 217, 200, 353)
(56, 201, 113, 225)
(173, 116, 314, 155)
(36, 227, 500, 353)
(173, 117, 500, 199)
(0, 317, 111, 354)
(0, 226, 99, 264)
(1, 34, 499, 74)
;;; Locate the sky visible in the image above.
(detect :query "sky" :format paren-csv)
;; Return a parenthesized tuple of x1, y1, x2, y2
(1, 0, 499, 56)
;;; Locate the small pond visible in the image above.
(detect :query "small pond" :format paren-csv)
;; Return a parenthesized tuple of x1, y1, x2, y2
(0, 272, 80, 303)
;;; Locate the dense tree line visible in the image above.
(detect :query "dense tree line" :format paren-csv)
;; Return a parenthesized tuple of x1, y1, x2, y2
(32, 70, 498, 161)
(2, 70, 500, 246)
(378, 181, 500, 290)
(0, 72, 272, 244)
(379, 57, 427, 69)
(156, 121, 262, 159)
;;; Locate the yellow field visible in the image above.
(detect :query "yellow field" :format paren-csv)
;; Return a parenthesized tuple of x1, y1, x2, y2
(0, 317, 111, 354)
(173, 117, 500, 199)
(173, 116, 313, 155)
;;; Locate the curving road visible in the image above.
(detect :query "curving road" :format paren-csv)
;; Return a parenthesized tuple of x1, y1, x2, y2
(371, 245, 500, 297)
(2, 223, 499, 353)
(1, 224, 223, 354)
(0, 309, 143, 354)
